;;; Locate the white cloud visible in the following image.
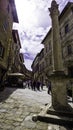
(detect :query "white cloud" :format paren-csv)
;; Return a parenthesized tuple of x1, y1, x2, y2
(15, 0, 51, 29)
(19, 26, 51, 63)
(24, 59, 33, 71)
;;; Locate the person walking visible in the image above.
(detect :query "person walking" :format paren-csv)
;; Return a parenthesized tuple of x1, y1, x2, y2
(47, 81, 51, 94)
(41, 82, 43, 90)
(36, 81, 40, 91)
(33, 80, 36, 91)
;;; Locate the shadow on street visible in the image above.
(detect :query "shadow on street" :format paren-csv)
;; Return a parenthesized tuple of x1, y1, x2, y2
(0, 87, 17, 103)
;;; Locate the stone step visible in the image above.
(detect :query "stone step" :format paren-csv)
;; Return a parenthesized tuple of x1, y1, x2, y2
(37, 113, 73, 126)
(47, 108, 73, 118)
(32, 104, 73, 126)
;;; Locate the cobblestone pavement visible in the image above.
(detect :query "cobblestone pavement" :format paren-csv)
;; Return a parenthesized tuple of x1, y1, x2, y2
(0, 87, 73, 130)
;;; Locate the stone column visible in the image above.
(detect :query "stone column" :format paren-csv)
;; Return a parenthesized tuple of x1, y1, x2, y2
(49, 0, 68, 110)
(49, 0, 63, 72)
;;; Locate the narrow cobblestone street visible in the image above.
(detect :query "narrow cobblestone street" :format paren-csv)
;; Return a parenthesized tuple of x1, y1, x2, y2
(0, 86, 51, 130)
(0, 87, 73, 130)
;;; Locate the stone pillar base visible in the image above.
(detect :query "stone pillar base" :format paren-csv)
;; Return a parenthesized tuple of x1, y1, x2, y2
(47, 103, 73, 114)
(32, 103, 73, 126)
(48, 71, 70, 111)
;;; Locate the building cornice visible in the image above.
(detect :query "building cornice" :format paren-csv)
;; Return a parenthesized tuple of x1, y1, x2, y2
(59, 2, 73, 20)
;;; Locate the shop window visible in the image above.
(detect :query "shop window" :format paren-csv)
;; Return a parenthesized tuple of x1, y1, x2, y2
(0, 42, 4, 58)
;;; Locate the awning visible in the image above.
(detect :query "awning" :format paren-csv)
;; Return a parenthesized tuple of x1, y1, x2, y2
(7, 73, 26, 80)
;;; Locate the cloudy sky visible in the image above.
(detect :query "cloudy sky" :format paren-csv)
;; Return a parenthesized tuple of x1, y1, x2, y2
(13, 0, 72, 71)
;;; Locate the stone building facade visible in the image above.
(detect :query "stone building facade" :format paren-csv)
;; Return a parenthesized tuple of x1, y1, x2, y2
(42, 29, 53, 76)
(59, 2, 73, 76)
(31, 53, 40, 80)
(19, 53, 26, 74)
(11, 29, 21, 73)
(12, 30, 33, 81)
(38, 48, 45, 83)
(0, 0, 19, 88)
(31, 1, 73, 84)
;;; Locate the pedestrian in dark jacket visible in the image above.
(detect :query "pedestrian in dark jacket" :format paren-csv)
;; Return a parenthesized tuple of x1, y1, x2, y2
(36, 81, 40, 91)
(33, 80, 36, 91)
(47, 81, 51, 94)
(41, 82, 43, 90)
